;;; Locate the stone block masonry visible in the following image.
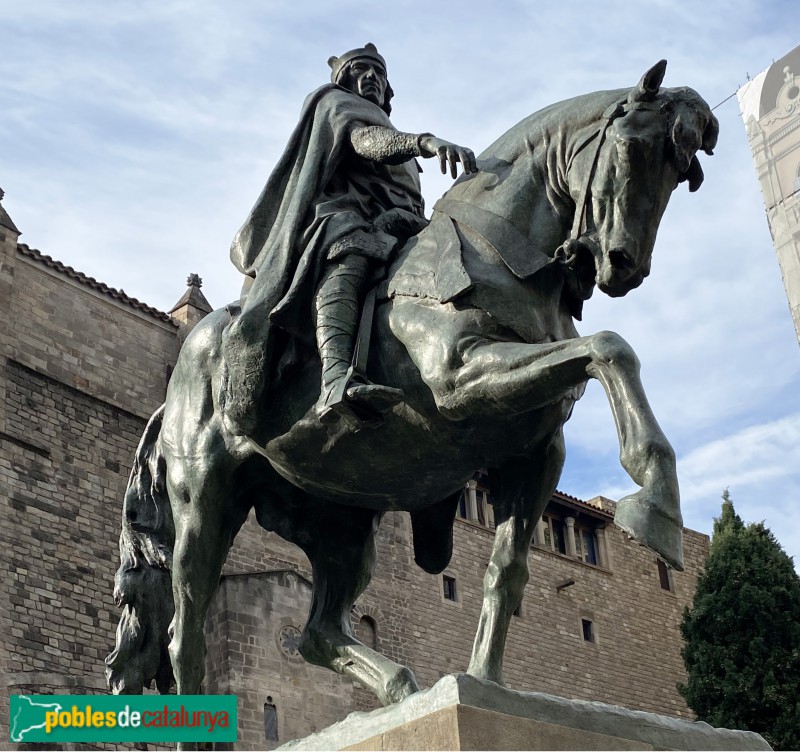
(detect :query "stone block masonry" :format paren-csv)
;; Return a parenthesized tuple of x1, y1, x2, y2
(0, 360, 150, 749)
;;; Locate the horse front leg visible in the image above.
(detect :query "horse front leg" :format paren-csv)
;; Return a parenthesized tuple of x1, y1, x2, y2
(583, 333, 683, 570)
(398, 303, 682, 569)
(468, 432, 566, 685)
(464, 330, 681, 568)
(298, 504, 420, 706)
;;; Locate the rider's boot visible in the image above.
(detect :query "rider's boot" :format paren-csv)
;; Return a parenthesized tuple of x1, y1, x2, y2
(315, 255, 404, 426)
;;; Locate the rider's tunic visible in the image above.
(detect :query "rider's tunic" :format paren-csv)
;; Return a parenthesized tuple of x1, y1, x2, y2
(227, 85, 425, 367)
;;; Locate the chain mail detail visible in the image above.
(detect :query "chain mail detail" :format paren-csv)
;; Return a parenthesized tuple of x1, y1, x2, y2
(327, 228, 397, 262)
(350, 126, 423, 165)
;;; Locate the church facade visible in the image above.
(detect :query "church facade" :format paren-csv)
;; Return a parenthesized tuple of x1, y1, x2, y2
(0, 197, 708, 749)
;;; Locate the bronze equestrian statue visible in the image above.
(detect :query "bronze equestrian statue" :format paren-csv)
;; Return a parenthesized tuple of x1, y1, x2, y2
(107, 53, 718, 716)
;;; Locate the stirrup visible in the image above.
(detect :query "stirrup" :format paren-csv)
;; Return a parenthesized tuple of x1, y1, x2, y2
(317, 367, 404, 430)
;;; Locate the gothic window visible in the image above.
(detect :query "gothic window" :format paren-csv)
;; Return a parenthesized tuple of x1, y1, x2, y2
(278, 625, 302, 657)
(575, 526, 599, 565)
(264, 697, 278, 741)
(535, 506, 605, 568)
(458, 491, 468, 520)
(476, 484, 494, 528)
(456, 476, 495, 529)
(355, 615, 378, 650)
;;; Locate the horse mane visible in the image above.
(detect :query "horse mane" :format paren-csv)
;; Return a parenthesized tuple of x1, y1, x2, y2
(470, 84, 717, 211)
(482, 84, 715, 157)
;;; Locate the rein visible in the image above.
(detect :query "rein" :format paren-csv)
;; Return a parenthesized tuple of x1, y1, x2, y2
(566, 99, 626, 242)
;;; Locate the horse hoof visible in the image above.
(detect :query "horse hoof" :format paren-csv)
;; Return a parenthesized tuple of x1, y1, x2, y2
(466, 668, 505, 687)
(382, 666, 420, 705)
(614, 494, 684, 571)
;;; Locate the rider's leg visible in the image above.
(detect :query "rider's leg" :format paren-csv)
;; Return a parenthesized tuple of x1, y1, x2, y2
(315, 254, 367, 420)
(315, 254, 403, 424)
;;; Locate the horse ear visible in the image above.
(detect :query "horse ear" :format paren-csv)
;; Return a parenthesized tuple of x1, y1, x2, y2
(629, 59, 667, 103)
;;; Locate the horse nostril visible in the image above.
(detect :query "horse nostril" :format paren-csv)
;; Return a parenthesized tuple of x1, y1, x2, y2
(608, 248, 635, 273)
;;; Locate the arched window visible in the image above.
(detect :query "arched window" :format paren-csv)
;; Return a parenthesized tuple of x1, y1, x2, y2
(264, 696, 278, 742)
(355, 615, 377, 650)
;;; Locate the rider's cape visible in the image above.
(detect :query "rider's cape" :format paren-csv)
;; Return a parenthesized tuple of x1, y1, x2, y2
(229, 84, 424, 348)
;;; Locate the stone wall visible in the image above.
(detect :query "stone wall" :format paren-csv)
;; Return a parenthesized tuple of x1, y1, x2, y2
(0, 363, 146, 751)
(0, 223, 178, 746)
(7, 246, 177, 420)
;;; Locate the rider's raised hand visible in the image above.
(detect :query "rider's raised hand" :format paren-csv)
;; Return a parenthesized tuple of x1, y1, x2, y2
(419, 135, 478, 178)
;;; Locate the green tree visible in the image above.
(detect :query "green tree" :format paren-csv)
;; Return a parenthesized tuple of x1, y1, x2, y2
(679, 490, 800, 749)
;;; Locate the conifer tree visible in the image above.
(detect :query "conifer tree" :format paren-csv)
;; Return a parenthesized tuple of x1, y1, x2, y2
(679, 490, 800, 749)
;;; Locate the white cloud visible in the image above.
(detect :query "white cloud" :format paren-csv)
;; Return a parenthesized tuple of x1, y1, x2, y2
(678, 414, 800, 504)
(563, 412, 800, 567)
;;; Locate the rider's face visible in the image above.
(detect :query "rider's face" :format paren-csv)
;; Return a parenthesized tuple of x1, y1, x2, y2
(346, 60, 387, 106)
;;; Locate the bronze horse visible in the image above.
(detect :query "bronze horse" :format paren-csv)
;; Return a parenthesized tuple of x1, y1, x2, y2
(107, 61, 717, 708)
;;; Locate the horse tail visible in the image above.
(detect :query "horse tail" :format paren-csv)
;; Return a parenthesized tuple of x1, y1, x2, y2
(105, 404, 175, 694)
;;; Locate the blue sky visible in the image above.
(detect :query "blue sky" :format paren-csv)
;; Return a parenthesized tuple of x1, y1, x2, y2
(2, 2, 799, 566)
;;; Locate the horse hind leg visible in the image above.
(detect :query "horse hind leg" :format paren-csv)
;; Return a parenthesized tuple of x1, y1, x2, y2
(167, 467, 248, 696)
(298, 504, 419, 706)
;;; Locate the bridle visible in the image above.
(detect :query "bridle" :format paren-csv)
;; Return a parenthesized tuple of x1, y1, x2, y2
(564, 97, 672, 245)
(432, 99, 632, 285)
(565, 100, 627, 244)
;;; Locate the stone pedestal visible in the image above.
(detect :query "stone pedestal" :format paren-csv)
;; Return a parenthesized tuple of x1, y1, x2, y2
(279, 674, 771, 751)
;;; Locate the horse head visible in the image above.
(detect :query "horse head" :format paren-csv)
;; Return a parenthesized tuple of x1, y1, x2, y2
(565, 60, 718, 297)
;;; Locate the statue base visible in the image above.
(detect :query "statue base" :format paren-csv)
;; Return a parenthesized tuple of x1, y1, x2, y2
(278, 674, 771, 751)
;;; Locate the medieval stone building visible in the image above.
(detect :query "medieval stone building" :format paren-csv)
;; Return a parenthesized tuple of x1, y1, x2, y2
(0, 195, 709, 749)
